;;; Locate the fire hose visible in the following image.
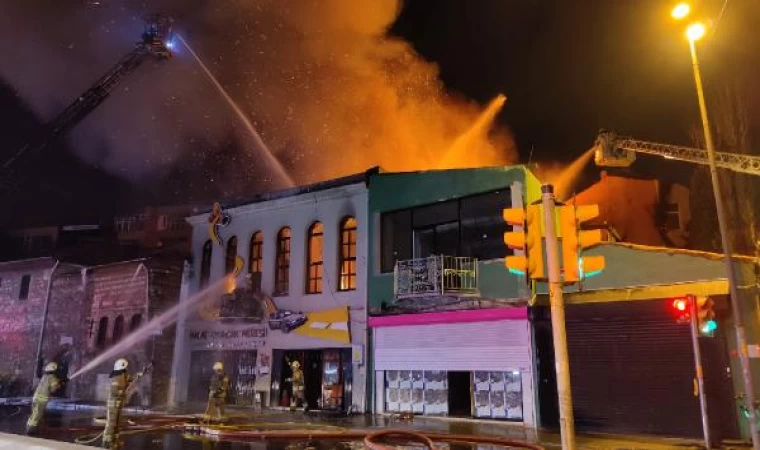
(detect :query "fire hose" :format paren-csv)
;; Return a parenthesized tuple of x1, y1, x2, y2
(69, 415, 544, 450)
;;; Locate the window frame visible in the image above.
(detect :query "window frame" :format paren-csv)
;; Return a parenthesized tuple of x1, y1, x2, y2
(112, 315, 125, 343)
(338, 217, 357, 292)
(225, 236, 239, 274)
(305, 222, 324, 294)
(96, 316, 109, 348)
(200, 240, 213, 289)
(274, 227, 291, 296)
(379, 188, 512, 272)
(249, 231, 264, 291)
(129, 313, 142, 332)
(18, 274, 31, 300)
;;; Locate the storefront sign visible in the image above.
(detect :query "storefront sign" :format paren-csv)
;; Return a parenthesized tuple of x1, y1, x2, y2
(187, 324, 267, 351)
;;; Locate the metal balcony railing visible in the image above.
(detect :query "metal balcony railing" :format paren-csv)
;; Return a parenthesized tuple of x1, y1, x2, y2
(394, 255, 479, 299)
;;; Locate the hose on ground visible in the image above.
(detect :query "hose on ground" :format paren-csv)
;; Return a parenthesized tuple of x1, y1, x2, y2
(74, 431, 104, 444)
(364, 430, 436, 450)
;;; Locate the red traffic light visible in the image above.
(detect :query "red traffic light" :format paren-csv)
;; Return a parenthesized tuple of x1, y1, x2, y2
(673, 299, 687, 311)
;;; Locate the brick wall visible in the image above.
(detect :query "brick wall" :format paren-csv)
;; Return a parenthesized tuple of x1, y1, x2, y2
(146, 257, 184, 405)
(74, 261, 151, 403)
(0, 256, 184, 404)
(0, 259, 70, 395)
(40, 265, 88, 398)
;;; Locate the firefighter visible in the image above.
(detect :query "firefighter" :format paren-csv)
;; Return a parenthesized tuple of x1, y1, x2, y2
(102, 358, 145, 449)
(203, 362, 229, 423)
(286, 360, 306, 411)
(26, 361, 62, 435)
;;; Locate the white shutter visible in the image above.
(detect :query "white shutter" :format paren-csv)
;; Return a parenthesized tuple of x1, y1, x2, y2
(374, 320, 531, 371)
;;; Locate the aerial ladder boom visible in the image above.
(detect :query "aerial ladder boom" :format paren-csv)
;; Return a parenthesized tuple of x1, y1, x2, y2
(592, 130, 760, 177)
(1, 15, 173, 172)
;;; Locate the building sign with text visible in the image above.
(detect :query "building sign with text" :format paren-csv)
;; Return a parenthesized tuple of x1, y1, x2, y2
(187, 322, 267, 351)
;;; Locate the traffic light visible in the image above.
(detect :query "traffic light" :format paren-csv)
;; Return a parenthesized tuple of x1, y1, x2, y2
(503, 205, 545, 279)
(670, 296, 691, 324)
(559, 204, 606, 283)
(696, 296, 717, 336)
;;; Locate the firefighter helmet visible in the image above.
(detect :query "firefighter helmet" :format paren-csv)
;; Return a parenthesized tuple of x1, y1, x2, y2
(213, 362, 223, 372)
(44, 362, 58, 373)
(113, 358, 129, 371)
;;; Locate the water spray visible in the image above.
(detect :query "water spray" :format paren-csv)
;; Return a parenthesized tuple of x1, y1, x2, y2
(175, 34, 296, 188)
(440, 94, 507, 169)
(69, 278, 228, 380)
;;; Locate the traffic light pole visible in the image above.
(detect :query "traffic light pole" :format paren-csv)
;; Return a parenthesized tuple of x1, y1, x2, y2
(689, 295, 712, 449)
(542, 184, 577, 450)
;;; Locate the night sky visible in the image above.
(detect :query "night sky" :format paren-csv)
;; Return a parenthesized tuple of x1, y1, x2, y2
(0, 0, 757, 228)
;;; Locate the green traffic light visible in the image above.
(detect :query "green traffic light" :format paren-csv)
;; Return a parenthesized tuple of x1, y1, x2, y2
(701, 319, 717, 334)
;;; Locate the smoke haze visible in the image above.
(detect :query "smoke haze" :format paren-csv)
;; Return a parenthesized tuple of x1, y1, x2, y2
(0, 0, 516, 194)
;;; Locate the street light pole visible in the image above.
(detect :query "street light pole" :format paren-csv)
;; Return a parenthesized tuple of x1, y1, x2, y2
(688, 36, 760, 450)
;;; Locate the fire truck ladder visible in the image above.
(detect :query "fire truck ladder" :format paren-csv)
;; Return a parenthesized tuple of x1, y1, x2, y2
(1, 15, 173, 173)
(592, 130, 760, 176)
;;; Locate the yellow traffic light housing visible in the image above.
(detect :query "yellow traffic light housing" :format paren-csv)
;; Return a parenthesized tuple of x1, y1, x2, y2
(559, 204, 605, 283)
(503, 205, 545, 279)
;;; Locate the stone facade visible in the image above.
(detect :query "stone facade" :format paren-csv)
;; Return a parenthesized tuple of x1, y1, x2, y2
(0, 258, 71, 396)
(0, 256, 184, 405)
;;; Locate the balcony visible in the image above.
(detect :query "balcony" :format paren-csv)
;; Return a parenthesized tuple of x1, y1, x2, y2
(394, 255, 479, 299)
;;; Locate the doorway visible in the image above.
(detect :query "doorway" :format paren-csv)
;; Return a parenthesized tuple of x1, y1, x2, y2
(447, 371, 472, 416)
(283, 350, 324, 410)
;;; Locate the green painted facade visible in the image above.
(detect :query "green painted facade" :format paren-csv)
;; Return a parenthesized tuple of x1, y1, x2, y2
(366, 165, 542, 313)
(365, 166, 760, 439)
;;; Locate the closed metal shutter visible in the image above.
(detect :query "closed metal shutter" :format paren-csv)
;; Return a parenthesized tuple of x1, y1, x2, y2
(374, 320, 531, 372)
(565, 301, 702, 438)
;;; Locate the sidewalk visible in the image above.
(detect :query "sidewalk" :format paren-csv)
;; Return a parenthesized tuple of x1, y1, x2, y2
(4, 400, 751, 449)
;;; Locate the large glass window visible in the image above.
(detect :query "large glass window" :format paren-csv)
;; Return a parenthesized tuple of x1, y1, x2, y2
(274, 227, 291, 296)
(249, 232, 263, 291)
(380, 189, 512, 272)
(339, 217, 357, 291)
(460, 190, 512, 260)
(306, 222, 324, 294)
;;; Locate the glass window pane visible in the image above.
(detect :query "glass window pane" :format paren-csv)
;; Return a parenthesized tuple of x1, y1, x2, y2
(460, 190, 512, 260)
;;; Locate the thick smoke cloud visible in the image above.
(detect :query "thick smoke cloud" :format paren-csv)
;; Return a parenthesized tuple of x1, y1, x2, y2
(0, 0, 517, 192)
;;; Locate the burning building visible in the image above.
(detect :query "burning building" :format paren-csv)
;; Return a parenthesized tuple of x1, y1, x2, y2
(169, 170, 373, 412)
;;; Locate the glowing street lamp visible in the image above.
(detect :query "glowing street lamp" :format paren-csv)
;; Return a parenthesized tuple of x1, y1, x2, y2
(686, 22, 706, 41)
(671, 3, 690, 20)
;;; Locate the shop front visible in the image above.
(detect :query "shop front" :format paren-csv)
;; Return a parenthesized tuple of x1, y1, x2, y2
(185, 322, 267, 406)
(174, 302, 366, 412)
(370, 307, 536, 426)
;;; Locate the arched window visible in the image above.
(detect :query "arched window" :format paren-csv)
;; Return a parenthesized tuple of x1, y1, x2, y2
(112, 315, 125, 343)
(200, 240, 213, 289)
(249, 232, 263, 291)
(306, 222, 324, 294)
(339, 217, 357, 291)
(129, 314, 142, 332)
(96, 317, 109, 348)
(274, 227, 291, 296)
(225, 236, 238, 274)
